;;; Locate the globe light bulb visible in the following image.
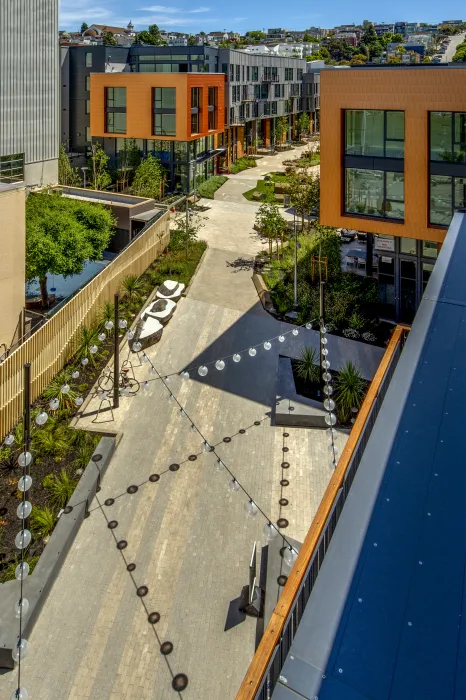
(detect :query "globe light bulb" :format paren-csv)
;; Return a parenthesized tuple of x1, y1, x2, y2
(324, 413, 337, 426)
(322, 360, 330, 370)
(149, 366, 157, 376)
(198, 365, 208, 377)
(104, 320, 113, 330)
(12, 638, 29, 663)
(181, 370, 190, 378)
(324, 398, 335, 411)
(322, 348, 329, 356)
(321, 336, 328, 345)
(233, 353, 241, 362)
(263, 522, 278, 540)
(89, 345, 98, 354)
(71, 370, 80, 379)
(215, 360, 225, 370)
(324, 384, 333, 395)
(18, 452, 32, 468)
(74, 396, 84, 407)
(245, 499, 258, 516)
(323, 372, 332, 382)
(283, 547, 298, 567)
(61, 383, 70, 394)
(126, 330, 134, 340)
(321, 326, 327, 334)
(118, 319, 127, 329)
(81, 357, 89, 366)
(263, 341, 272, 350)
(326, 427, 337, 440)
(292, 329, 299, 336)
(49, 398, 59, 411)
(14, 597, 29, 619)
(248, 347, 257, 357)
(229, 479, 240, 492)
(10, 687, 29, 700)
(15, 529, 32, 550)
(133, 341, 142, 352)
(306, 322, 312, 330)
(4, 434, 14, 446)
(35, 411, 48, 426)
(17, 475, 32, 492)
(142, 354, 149, 364)
(98, 333, 106, 342)
(15, 561, 30, 581)
(278, 335, 285, 343)
(16, 501, 32, 520)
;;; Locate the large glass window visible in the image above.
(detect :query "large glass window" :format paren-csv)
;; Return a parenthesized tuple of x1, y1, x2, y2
(154, 87, 176, 110)
(85, 52, 92, 67)
(0, 153, 24, 183)
(191, 112, 200, 134)
(430, 175, 466, 225)
(147, 140, 172, 161)
(345, 168, 404, 219)
(430, 112, 466, 163)
(153, 88, 176, 136)
(191, 87, 201, 109)
(106, 87, 126, 108)
(106, 112, 126, 133)
(154, 114, 176, 136)
(251, 66, 258, 82)
(345, 110, 404, 158)
(173, 142, 187, 161)
(85, 76, 90, 91)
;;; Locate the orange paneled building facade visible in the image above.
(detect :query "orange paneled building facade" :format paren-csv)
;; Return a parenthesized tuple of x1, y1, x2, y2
(320, 65, 466, 322)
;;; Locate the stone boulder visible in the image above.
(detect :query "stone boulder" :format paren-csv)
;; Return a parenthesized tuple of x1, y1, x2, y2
(156, 280, 185, 301)
(131, 317, 163, 351)
(143, 298, 177, 324)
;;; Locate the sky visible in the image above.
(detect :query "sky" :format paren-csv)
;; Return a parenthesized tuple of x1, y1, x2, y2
(59, 0, 464, 33)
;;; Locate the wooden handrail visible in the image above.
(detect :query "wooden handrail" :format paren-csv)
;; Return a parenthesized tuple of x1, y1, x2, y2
(236, 325, 406, 700)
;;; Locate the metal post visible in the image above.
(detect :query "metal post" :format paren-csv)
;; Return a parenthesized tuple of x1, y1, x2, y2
(319, 281, 325, 384)
(185, 198, 189, 260)
(23, 363, 31, 530)
(293, 212, 298, 308)
(113, 293, 120, 409)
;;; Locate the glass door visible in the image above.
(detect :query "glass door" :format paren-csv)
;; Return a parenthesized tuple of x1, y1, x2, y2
(377, 255, 396, 320)
(399, 259, 417, 323)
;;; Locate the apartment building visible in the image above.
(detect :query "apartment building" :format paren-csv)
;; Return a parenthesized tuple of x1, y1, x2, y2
(0, 0, 59, 348)
(320, 64, 466, 323)
(63, 45, 315, 189)
(373, 23, 395, 36)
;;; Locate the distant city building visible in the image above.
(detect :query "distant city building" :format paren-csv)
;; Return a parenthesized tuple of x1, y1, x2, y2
(83, 22, 136, 45)
(441, 19, 464, 26)
(334, 31, 358, 46)
(374, 23, 395, 36)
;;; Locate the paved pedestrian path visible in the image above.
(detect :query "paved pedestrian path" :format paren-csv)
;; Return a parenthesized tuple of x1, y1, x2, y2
(0, 139, 386, 700)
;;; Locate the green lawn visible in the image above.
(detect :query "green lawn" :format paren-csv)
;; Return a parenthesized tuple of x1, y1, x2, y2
(242, 172, 288, 202)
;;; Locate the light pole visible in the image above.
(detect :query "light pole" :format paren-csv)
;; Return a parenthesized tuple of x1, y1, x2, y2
(319, 281, 325, 389)
(113, 293, 120, 409)
(293, 211, 298, 308)
(81, 166, 88, 189)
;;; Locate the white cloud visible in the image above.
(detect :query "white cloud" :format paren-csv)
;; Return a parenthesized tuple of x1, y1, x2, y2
(138, 5, 211, 13)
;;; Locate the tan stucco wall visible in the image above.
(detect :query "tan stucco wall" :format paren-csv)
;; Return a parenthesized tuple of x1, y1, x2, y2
(0, 186, 25, 348)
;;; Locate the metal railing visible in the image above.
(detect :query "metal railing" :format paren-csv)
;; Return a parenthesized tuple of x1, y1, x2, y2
(236, 325, 409, 700)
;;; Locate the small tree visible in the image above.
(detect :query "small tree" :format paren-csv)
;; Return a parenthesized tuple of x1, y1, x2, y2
(26, 191, 115, 306)
(80, 22, 88, 33)
(255, 202, 286, 258)
(171, 205, 206, 257)
(273, 116, 288, 145)
(103, 31, 117, 46)
(334, 361, 366, 423)
(188, 35, 197, 45)
(88, 142, 112, 190)
(131, 154, 165, 200)
(58, 144, 82, 186)
(295, 347, 320, 384)
(116, 139, 141, 190)
(296, 113, 310, 138)
(149, 23, 166, 44)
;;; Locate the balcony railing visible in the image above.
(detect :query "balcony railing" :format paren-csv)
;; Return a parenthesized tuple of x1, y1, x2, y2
(236, 324, 410, 700)
(261, 73, 279, 82)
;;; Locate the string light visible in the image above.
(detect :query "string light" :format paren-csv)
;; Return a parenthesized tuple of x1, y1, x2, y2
(320, 321, 338, 468)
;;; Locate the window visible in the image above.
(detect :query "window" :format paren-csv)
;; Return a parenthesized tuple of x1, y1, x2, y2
(252, 103, 258, 118)
(345, 168, 404, 219)
(254, 85, 261, 99)
(147, 140, 171, 160)
(230, 64, 234, 81)
(86, 126, 91, 142)
(208, 87, 217, 107)
(285, 67, 293, 80)
(400, 238, 416, 255)
(153, 87, 176, 136)
(430, 112, 466, 163)
(85, 52, 92, 67)
(139, 63, 156, 72)
(106, 112, 126, 134)
(430, 175, 466, 225)
(345, 110, 404, 158)
(242, 84, 248, 100)
(297, 68, 303, 80)
(230, 107, 235, 124)
(155, 63, 174, 72)
(85, 99, 90, 114)
(422, 241, 438, 259)
(247, 66, 250, 80)
(271, 101, 277, 115)
(0, 153, 24, 184)
(263, 102, 270, 116)
(236, 64, 240, 81)
(245, 103, 250, 118)
(260, 84, 268, 100)
(252, 66, 258, 82)
(274, 83, 281, 98)
(208, 108, 217, 130)
(191, 87, 201, 108)
(222, 63, 228, 74)
(85, 76, 90, 91)
(242, 65, 245, 81)
(173, 141, 187, 161)
(106, 87, 126, 133)
(191, 112, 200, 134)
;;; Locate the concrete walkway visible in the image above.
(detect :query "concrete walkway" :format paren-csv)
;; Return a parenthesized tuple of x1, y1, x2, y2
(0, 141, 385, 700)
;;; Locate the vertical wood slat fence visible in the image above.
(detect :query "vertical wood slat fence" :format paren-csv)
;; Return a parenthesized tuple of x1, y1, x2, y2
(0, 211, 170, 438)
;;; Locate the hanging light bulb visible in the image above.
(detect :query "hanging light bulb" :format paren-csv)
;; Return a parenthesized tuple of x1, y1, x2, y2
(306, 322, 312, 330)
(15, 561, 30, 581)
(12, 638, 29, 663)
(283, 547, 298, 567)
(321, 336, 328, 345)
(263, 341, 272, 351)
(98, 332, 106, 342)
(248, 347, 257, 357)
(10, 688, 29, 700)
(81, 357, 89, 366)
(198, 365, 208, 376)
(323, 371, 332, 382)
(324, 413, 337, 426)
(126, 330, 135, 341)
(17, 452, 32, 468)
(17, 475, 32, 493)
(35, 411, 48, 426)
(322, 348, 329, 356)
(15, 529, 32, 550)
(215, 360, 225, 371)
(74, 396, 84, 407)
(133, 341, 142, 352)
(190, 424, 196, 433)
(149, 366, 157, 376)
(16, 501, 32, 520)
(328, 443, 339, 456)
(71, 370, 80, 379)
(263, 521, 278, 540)
(324, 398, 335, 411)
(228, 479, 240, 492)
(49, 398, 59, 411)
(292, 328, 299, 336)
(118, 319, 127, 329)
(322, 360, 330, 370)
(278, 335, 285, 343)
(4, 434, 14, 446)
(233, 353, 241, 362)
(61, 383, 70, 394)
(326, 427, 337, 440)
(323, 384, 333, 396)
(104, 320, 114, 331)
(89, 345, 98, 354)
(245, 499, 258, 516)
(142, 381, 149, 392)
(321, 326, 327, 334)
(181, 370, 189, 378)
(14, 598, 30, 619)
(201, 441, 212, 452)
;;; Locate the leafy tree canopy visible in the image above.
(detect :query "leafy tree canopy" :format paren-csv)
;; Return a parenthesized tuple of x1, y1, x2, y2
(58, 144, 82, 186)
(103, 31, 117, 46)
(131, 153, 165, 200)
(134, 26, 166, 45)
(188, 34, 197, 45)
(246, 30, 267, 42)
(80, 22, 88, 33)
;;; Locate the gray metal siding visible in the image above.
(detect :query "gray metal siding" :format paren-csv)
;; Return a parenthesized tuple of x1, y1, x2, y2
(0, 0, 59, 165)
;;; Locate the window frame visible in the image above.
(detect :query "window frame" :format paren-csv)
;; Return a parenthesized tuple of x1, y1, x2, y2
(344, 167, 405, 222)
(85, 52, 92, 67)
(344, 109, 405, 159)
(429, 111, 466, 164)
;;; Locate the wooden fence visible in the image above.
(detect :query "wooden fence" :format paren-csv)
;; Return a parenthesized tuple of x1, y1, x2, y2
(236, 325, 409, 699)
(0, 211, 170, 438)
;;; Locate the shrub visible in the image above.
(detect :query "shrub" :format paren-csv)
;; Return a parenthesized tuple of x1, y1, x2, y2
(42, 469, 78, 509)
(197, 175, 227, 199)
(295, 347, 320, 384)
(342, 329, 360, 339)
(348, 312, 366, 331)
(30, 506, 57, 540)
(33, 424, 72, 458)
(98, 301, 114, 332)
(230, 156, 257, 174)
(334, 361, 366, 423)
(362, 331, 376, 342)
(42, 369, 79, 409)
(120, 274, 143, 300)
(73, 325, 101, 367)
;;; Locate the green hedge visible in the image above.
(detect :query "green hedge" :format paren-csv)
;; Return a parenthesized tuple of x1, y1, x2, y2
(197, 175, 228, 199)
(230, 156, 257, 174)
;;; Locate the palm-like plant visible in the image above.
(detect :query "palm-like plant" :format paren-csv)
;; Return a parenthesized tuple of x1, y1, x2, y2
(71, 444, 95, 472)
(42, 469, 78, 509)
(30, 506, 57, 540)
(334, 361, 366, 423)
(120, 274, 143, 300)
(98, 301, 115, 332)
(42, 370, 79, 409)
(33, 425, 71, 458)
(74, 325, 100, 366)
(295, 347, 320, 385)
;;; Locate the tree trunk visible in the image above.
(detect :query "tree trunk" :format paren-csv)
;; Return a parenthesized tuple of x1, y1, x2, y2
(268, 238, 272, 259)
(40, 275, 49, 308)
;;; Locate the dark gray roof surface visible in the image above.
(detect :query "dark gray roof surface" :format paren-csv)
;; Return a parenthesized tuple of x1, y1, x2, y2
(273, 212, 466, 700)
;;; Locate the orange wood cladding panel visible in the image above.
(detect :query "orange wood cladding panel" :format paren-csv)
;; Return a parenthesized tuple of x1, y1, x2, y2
(320, 68, 466, 244)
(90, 72, 225, 142)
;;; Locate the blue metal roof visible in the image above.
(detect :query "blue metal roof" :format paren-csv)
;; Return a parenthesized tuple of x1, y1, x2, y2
(274, 212, 466, 700)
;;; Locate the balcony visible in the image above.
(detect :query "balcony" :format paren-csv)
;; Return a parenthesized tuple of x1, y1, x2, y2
(261, 72, 279, 83)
